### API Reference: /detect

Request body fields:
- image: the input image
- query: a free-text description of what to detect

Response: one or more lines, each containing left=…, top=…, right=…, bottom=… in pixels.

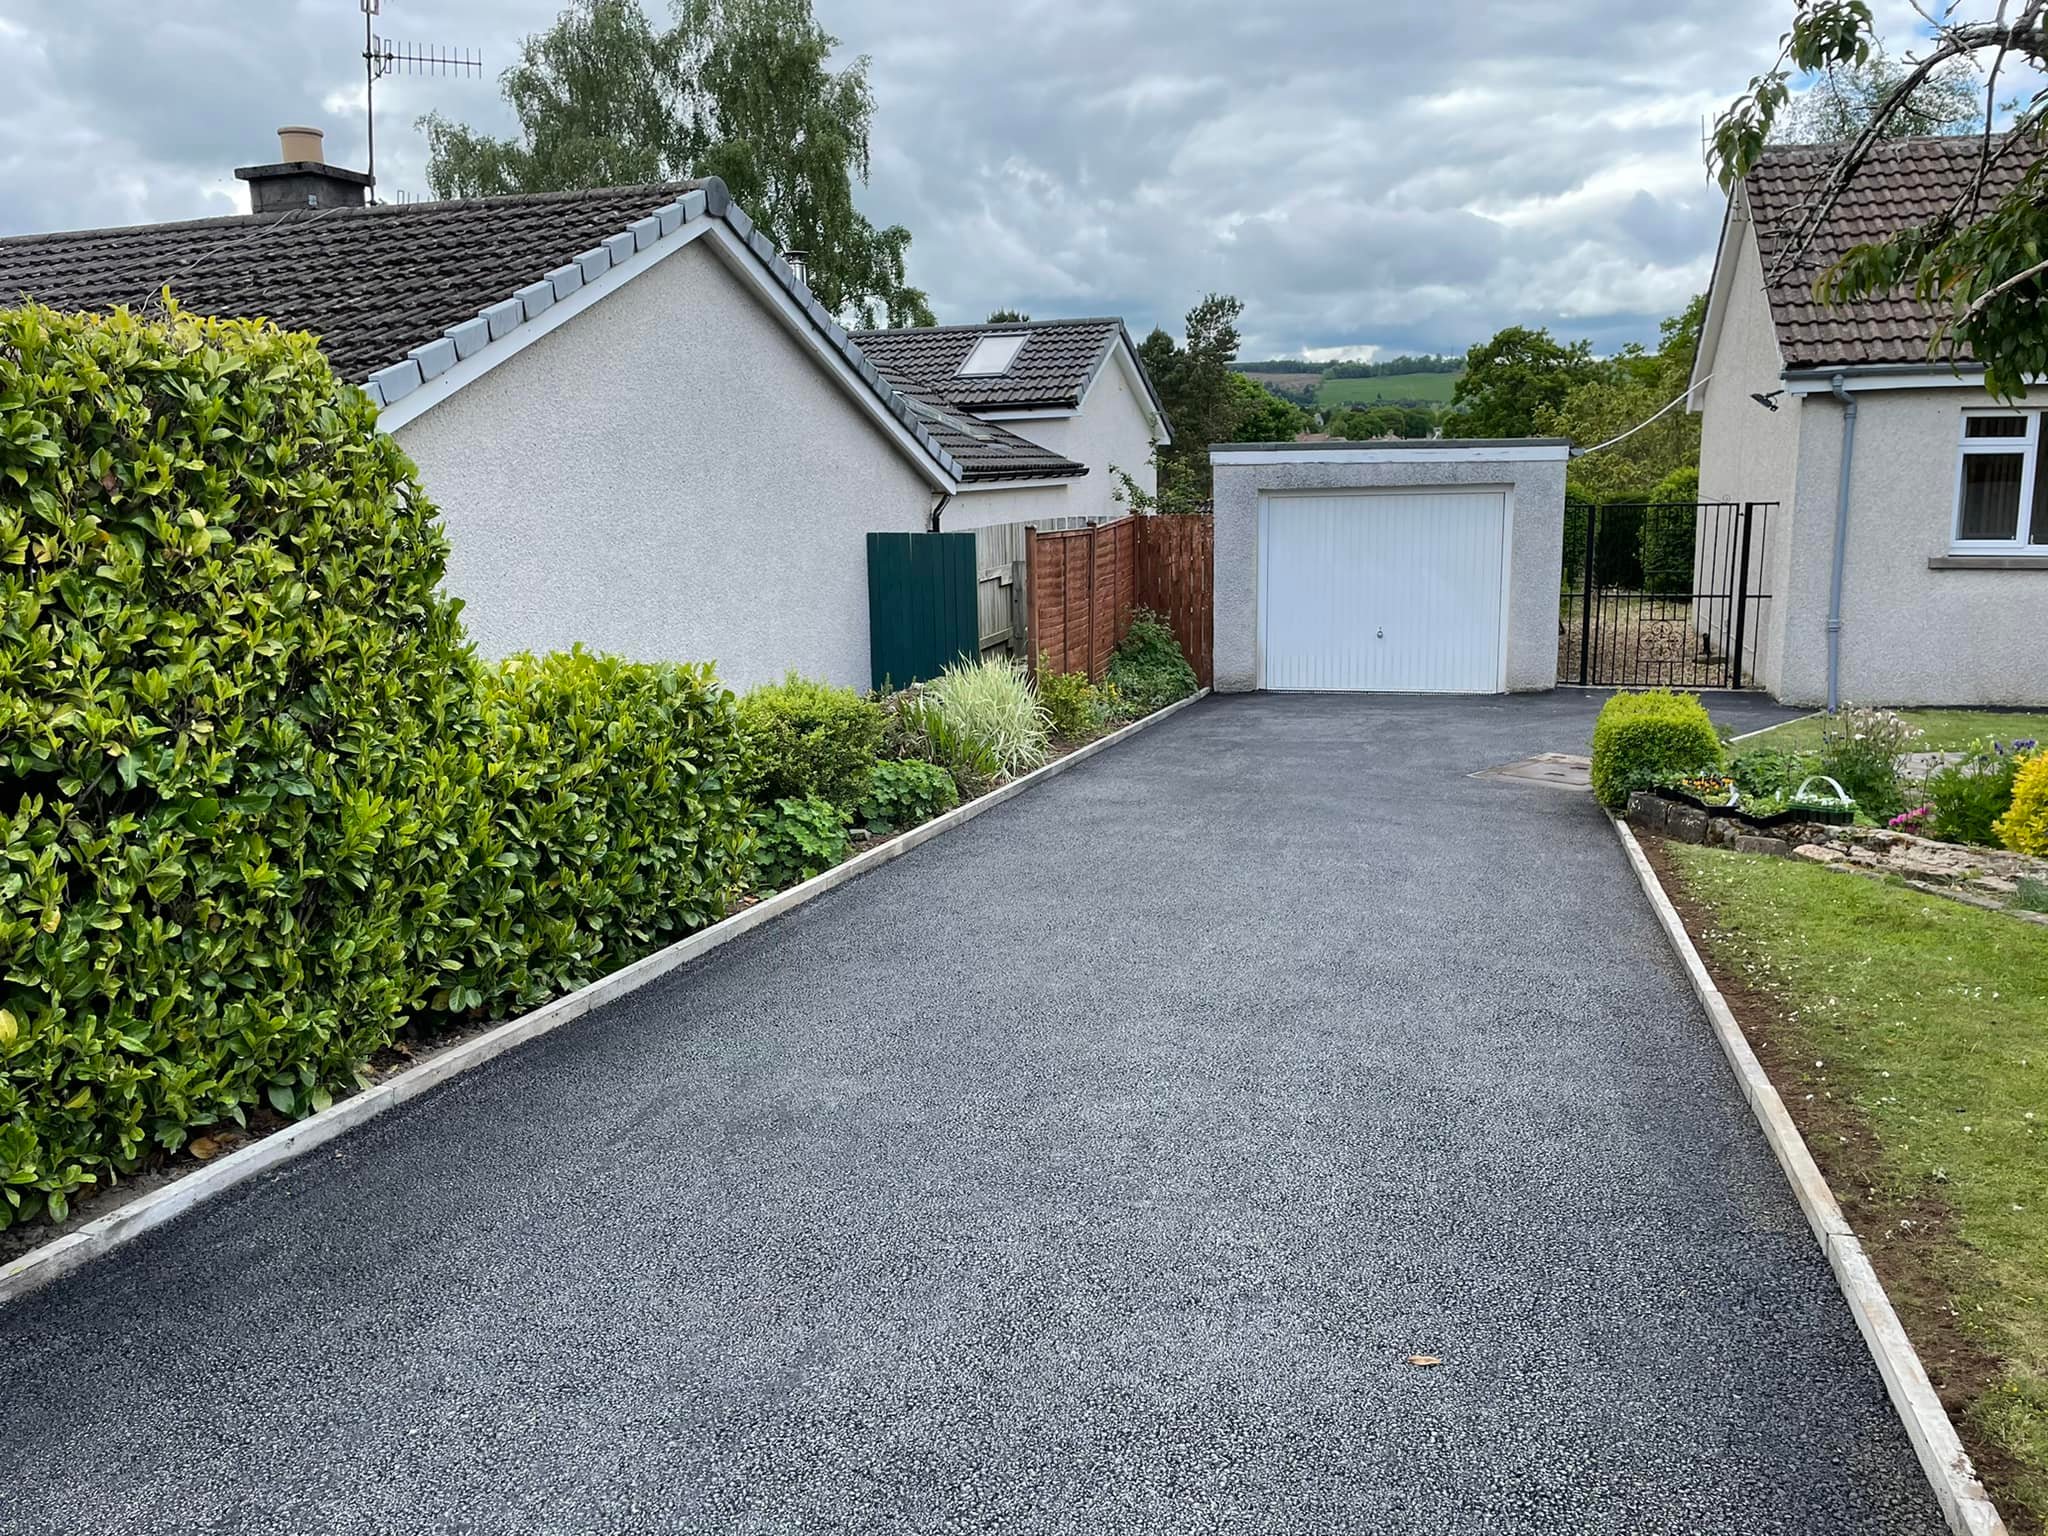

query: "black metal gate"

left=1559, top=500, right=1774, bottom=689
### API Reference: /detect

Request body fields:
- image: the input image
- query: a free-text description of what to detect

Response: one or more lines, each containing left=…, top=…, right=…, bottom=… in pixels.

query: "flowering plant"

left=1888, top=804, right=1934, bottom=834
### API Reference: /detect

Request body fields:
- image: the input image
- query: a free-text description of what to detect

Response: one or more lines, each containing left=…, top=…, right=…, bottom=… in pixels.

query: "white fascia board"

left=972, top=407, right=1078, bottom=421
left=1210, top=445, right=1570, bottom=465
left=1690, top=190, right=1747, bottom=411
left=695, top=222, right=958, bottom=493
left=1780, top=368, right=2014, bottom=394
left=952, top=477, right=1082, bottom=494
left=1104, top=334, right=1173, bottom=446
left=375, top=216, right=713, bottom=434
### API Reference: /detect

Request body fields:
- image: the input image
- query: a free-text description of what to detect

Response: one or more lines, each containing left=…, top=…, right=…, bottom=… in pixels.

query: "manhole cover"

left=1473, top=752, right=1592, bottom=790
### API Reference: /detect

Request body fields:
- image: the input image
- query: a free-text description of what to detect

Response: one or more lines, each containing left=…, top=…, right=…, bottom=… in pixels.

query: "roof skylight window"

left=957, top=334, right=1026, bottom=376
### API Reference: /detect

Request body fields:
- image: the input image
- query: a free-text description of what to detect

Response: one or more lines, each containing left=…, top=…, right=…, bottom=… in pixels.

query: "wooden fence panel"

left=1134, top=514, right=1214, bottom=687
left=1025, top=515, right=1211, bottom=686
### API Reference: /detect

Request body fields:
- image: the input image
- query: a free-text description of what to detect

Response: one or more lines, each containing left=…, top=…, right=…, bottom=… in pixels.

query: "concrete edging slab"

left=1610, top=813, right=2007, bottom=1536
left=0, top=689, right=1210, bottom=1308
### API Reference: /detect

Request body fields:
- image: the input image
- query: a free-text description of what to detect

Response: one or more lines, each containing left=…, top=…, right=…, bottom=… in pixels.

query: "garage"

left=1209, top=439, right=1570, bottom=695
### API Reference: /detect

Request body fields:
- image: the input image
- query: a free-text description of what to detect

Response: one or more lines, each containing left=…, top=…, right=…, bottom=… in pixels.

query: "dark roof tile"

left=0, top=184, right=697, bottom=380
left=849, top=317, right=1126, bottom=410
left=1745, top=134, right=2033, bottom=369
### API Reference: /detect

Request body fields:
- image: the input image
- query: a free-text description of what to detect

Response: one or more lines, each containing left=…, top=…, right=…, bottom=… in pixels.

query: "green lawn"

left=1736, top=708, right=2048, bottom=754
left=1669, top=843, right=2048, bottom=1527
left=1313, top=372, right=1461, bottom=407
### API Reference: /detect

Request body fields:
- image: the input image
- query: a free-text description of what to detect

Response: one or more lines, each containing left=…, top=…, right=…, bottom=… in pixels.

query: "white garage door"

left=1259, top=489, right=1507, bottom=692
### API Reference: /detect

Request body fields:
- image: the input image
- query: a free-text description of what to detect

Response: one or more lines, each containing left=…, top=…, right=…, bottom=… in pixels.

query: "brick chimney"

left=235, top=127, right=373, bottom=214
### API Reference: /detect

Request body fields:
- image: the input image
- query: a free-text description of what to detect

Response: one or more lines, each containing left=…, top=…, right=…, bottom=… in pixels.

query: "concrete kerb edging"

left=0, top=689, right=1211, bottom=1308
left=1610, top=813, right=2008, bottom=1536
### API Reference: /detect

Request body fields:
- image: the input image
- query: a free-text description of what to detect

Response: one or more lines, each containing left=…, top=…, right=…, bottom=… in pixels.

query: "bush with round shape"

left=860, top=758, right=959, bottom=833
left=1589, top=689, right=1724, bottom=809
left=736, top=673, right=883, bottom=813
left=748, top=795, right=850, bottom=891
left=1037, top=660, right=1105, bottom=740
left=1926, top=742, right=2023, bottom=847
left=1105, top=610, right=1198, bottom=714
left=1995, top=751, right=2048, bottom=855
left=1815, top=705, right=1916, bottom=822
left=0, top=302, right=475, bottom=1226
left=915, top=658, right=1048, bottom=778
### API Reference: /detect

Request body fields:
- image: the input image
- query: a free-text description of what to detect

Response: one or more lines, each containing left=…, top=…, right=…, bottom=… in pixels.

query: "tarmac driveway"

left=1, top=691, right=1943, bottom=1534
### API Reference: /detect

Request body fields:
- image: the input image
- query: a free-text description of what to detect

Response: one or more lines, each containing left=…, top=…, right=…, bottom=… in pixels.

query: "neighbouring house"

left=849, top=317, right=1170, bottom=528
left=1691, top=133, right=2048, bottom=708
left=0, top=128, right=1167, bottom=691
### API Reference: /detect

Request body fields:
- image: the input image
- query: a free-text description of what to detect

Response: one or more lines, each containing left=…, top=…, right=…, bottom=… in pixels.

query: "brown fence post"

left=1023, top=525, right=1038, bottom=678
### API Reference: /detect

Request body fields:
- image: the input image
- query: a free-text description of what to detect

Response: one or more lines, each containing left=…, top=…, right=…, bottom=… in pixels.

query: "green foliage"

left=1816, top=705, right=1917, bottom=821
left=859, top=758, right=958, bottom=833
left=1590, top=690, right=1724, bottom=809
left=1927, top=743, right=2025, bottom=846
left=1106, top=610, right=1198, bottom=714
left=0, top=303, right=751, bottom=1232
left=422, top=0, right=933, bottom=327
left=985, top=308, right=1030, bottom=323
left=1037, top=662, right=1108, bottom=739
left=1996, top=752, right=2048, bottom=856
left=1730, top=748, right=1804, bottom=799
left=914, top=658, right=1048, bottom=778
left=736, top=673, right=883, bottom=812
left=1227, top=371, right=1311, bottom=443
left=0, top=303, right=476, bottom=1227
left=445, top=649, right=751, bottom=1017
left=748, top=795, right=849, bottom=891
left=1772, top=41, right=1983, bottom=144
left=1549, top=297, right=1704, bottom=504
left=1442, top=325, right=1599, bottom=439
left=1710, top=3, right=2048, bottom=397
left=1139, top=293, right=1245, bottom=498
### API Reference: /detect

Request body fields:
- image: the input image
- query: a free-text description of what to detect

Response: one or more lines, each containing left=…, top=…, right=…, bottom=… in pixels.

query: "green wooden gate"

left=867, top=531, right=978, bottom=691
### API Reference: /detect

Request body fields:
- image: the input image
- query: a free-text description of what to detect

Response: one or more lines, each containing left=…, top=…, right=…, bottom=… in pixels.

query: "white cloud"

left=0, top=0, right=1969, bottom=359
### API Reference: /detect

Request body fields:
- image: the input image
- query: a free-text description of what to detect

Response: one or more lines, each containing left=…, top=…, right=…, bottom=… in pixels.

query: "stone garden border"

left=0, top=689, right=1210, bottom=1307
left=1611, top=813, right=2008, bottom=1536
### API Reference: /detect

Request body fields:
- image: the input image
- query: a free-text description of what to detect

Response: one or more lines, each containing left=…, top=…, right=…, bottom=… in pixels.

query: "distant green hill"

left=1236, top=366, right=1464, bottom=409
left=1314, top=372, right=1461, bottom=406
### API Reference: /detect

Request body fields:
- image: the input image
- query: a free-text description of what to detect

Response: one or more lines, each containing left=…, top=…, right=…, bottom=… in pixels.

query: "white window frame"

left=1952, top=408, right=2048, bottom=553
left=957, top=334, right=1027, bottom=376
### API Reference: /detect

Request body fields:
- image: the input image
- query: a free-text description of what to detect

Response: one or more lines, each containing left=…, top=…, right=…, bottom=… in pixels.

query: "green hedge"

left=0, top=304, right=749, bottom=1228
left=1590, top=689, right=1723, bottom=809
left=736, top=673, right=883, bottom=812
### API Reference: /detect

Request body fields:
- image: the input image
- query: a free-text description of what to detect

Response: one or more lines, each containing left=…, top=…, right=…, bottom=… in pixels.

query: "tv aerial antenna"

left=360, top=0, right=483, bottom=202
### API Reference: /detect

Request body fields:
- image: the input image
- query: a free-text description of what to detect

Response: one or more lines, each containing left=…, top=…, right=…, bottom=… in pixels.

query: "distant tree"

left=1227, top=372, right=1311, bottom=442
left=1771, top=41, right=1982, bottom=144
left=421, top=0, right=933, bottom=326
left=1138, top=293, right=1247, bottom=499
left=986, top=308, right=1031, bottom=323
left=1328, top=405, right=1406, bottom=439
left=1441, top=325, right=1599, bottom=439
left=1398, top=406, right=1436, bottom=438
left=1538, top=296, right=1704, bottom=502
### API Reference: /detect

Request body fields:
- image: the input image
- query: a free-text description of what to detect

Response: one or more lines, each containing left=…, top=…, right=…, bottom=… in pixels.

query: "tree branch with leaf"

left=1711, top=0, right=2048, bottom=395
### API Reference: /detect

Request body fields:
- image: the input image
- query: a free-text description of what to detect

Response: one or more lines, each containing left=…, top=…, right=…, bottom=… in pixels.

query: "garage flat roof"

left=1210, top=437, right=1571, bottom=464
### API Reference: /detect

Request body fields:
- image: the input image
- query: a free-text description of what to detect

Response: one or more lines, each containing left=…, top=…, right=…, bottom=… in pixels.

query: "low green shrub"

left=436, top=649, right=752, bottom=1018
left=861, top=758, right=959, bottom=832
left=1996, top=752, right=2048, bottom=855
left=1589, top=690, right=1723, bottom=809
left=1817, top=706, right=1916, bottom=821
left=1106, top=610, right=1197, bottom=713
left=916, top=658, right=1048, bottom=778
left=1730, top=748, right=1803, bottom=800
left=1927, top=743, right=2024, bottom=847
left=1038, top=660, right=1107, bottom=739
left=737, top=674, right=883, bottom=812
left=2014, top=876, right=2048, bottom=915
left=749, top=795, right=850, bottom=891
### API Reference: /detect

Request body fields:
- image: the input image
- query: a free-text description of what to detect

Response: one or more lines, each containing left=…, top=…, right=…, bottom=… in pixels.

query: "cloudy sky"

left=0, top=0, right=1966, bottom=358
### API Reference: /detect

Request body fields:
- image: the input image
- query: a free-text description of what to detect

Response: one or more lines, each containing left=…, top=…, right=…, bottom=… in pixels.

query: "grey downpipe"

left=1825, top=374, right=1857, bottom=714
